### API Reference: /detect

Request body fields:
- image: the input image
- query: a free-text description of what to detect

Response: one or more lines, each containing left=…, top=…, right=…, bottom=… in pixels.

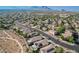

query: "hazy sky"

left=49, top=6, right=79, bottom=12
left=0, top=6, right=79, bottom=12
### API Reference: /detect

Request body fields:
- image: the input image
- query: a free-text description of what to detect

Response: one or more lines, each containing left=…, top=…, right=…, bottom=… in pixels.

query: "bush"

left=14, top=28, right=24, bottom=36
left=56, top=25, right=65, bottom=34
left=17, top=30, right=23, bottom=36
left=59, top=34, right=64, bottom=40
left=54, top=47, right=64, bottom=53
left=23, top=33, right=28, bottom=38
left=66, top=36, right=75, bottom=43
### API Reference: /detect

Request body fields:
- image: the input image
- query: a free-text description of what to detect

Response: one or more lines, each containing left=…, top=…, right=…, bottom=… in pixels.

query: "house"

left=64, top=23, right=69, bottom=29
left=27, top=36, right=42, bottom=45
left=39, top=44, right=55, bottom=53
left=48, top=30, right=57, bottom=36
left=34, top=39, right=49, bottom=48
left=45, top=18, right=52, bottom=24
left=74, top=23, right=79, bottom=28
left=58, top=19, right=62, bottom=25
left=48, top=25, right=59, bottom=36
left=62, top=30, right=72, bottom=39
left=27, top=32, right=39, bottom=38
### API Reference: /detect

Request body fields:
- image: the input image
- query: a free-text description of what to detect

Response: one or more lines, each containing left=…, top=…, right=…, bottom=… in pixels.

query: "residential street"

left=29, top=27, right=79, bottom=52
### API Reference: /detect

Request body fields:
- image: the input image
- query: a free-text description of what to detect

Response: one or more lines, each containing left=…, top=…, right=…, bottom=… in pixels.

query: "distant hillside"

left=0, top=6, right=53, bottom=12
left=28, top=6, right=52, bottom=11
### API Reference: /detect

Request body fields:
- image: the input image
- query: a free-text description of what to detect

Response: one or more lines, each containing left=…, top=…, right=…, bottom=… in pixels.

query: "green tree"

left=56, top=25, right=65, bottom=34
left=66, top=36, right=75, bottom=43
left=54, top=47, right=64, bottom=53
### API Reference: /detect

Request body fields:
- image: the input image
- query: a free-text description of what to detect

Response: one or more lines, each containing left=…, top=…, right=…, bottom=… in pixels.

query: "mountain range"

left=0, top=6, right=56, bottom=11
left=0, top=6, right=78, bottom=12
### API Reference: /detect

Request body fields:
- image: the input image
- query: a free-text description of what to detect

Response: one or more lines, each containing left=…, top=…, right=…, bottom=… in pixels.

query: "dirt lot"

left=0, top=30, right=29, bottom=53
